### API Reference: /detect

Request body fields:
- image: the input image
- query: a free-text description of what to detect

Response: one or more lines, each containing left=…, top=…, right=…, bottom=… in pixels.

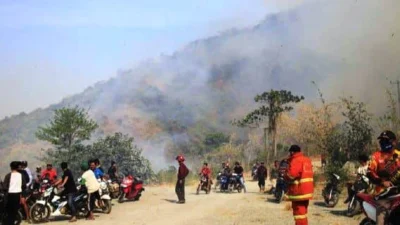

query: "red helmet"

left=176, top=155, right=185, bottom=162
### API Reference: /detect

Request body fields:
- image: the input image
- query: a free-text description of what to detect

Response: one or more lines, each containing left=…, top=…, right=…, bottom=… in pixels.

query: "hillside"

left=0, top=0, right=399, bottom=172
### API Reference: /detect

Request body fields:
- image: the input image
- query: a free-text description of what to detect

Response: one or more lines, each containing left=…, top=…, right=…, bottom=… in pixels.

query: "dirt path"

left=37, top=180, right=362, bottom=225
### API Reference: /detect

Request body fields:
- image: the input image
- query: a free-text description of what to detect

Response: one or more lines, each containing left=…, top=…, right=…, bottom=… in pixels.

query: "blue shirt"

left=93, top=168, right=104, bottom=179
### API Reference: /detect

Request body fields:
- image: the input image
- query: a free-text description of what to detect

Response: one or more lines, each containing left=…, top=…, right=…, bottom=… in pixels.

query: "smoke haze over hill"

left=0, top=0, right=399, bottom=171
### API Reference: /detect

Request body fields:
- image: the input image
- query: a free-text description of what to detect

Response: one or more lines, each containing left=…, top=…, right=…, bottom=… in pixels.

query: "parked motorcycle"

left=29, top=186, right=89, bottom=223
left=91, top=179, right=112, bottom=214
left=219, top=173, right=229, bottom=192
left=274, top=173, right=287, bottom=203
left=118, top=175, right=144, bottom=203
left=251, top=168, right=258, bottom=181
left=196, top=175, right=211, bottom=195
left=358, top=186, right=400, bottom=225
left=106, top=179, right=121, bottom=199
left=347, top=174, right=371, bottom=217
left=229, top=173, right=243, bottom=193
left=322, top=173, right=341, bottom=207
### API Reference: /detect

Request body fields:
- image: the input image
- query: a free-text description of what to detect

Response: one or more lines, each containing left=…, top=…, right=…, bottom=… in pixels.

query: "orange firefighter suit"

left=285, top=152, right=314, bottom=225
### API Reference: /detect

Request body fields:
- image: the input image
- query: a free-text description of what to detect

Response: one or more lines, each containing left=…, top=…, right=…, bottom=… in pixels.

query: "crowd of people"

left=0, top=159, right=119, bottom=225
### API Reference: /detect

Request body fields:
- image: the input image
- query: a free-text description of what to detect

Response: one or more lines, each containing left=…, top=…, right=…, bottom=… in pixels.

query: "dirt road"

left=42, top=181, right=362, bottom=225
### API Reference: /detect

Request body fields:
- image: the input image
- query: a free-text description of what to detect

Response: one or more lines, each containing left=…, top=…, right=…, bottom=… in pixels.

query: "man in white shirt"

left=80, top=162, right=100, bottom=220
left=4, top=161, right=26, bottom=225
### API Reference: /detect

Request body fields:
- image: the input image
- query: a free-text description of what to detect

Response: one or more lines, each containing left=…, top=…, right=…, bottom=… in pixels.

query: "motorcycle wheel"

left=30, top=204, right=50, bottom=224
left=196, top=185, right=200, bottom=195
left=359, top=218, right=376, bottom=225
left=276, top=190, right=284, bottom=203
left=324, top=191, right=339, bottom=208
left=118, top=194, right=125, bottom=203
left=76, top=203, right=89, bottom=219
left=347, top=198, right=361, bottom=217
left=15, top=211, right=22, bottom=225
left=134, top=194, right=141, bottom=201
left=101, top=199, right=112, bottom=214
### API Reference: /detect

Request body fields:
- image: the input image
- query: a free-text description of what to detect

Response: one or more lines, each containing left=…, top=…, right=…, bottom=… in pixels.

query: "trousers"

left=5, top=193, right=21, bottom=225
left=175, top=179, right=185, bottom=201
left=292, top=200, right=309, bottom=225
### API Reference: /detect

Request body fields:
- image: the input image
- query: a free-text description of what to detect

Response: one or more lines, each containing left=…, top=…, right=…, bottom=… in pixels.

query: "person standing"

left=18, top=161, right=31, bottom=222
left=81, top=162, right=100, bottom=220
left=175, top=155, right=189, bottom=204
left=256, top=162, right=268, bottom=192
left=285, top=145, right=314, bottom=225
left=53, top=162, right=77, bottom=222
left=3, top=161, right=26, bottom=225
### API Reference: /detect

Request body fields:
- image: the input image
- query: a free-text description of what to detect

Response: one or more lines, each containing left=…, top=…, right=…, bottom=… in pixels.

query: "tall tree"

left=36, top=106, right=98, bottom=150
left=232, top=90, right=304, bottom=164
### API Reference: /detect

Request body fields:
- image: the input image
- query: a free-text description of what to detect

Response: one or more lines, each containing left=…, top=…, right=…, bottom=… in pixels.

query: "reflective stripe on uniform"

left=294, top=215, right=307, bottom=220
left=291, top=178, right=313, bottom=184
left=287, top=193, right=313, bottom=200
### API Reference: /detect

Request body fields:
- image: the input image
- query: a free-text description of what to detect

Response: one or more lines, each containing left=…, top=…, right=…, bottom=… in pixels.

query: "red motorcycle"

left=118, top=175, right=145, bottom=203
left=358, top=186, right=400, bottom=225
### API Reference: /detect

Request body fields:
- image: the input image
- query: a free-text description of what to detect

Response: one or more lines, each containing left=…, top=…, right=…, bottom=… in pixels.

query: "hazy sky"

left=0, top=0, right=307, bottom=119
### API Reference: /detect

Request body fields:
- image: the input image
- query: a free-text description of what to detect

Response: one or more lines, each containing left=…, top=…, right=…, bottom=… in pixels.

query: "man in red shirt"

left=176, top=155, right=189, bottom=204
left=41, top=164, right=57, bottom=183
left=199, top=162, right=212, bottom=190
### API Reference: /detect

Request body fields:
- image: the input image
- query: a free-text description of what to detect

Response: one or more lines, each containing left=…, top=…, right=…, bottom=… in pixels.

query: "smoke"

left=59, top=0, right=400, bottom=170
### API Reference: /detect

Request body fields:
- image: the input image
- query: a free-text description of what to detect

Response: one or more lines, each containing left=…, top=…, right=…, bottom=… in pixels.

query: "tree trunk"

left=264, top=127, right=269, bottom=165
left=272, top=128, right=277, bottom=158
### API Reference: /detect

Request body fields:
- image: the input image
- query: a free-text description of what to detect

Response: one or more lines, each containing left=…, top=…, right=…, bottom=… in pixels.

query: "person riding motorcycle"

left=233, top=161, right=246, bottom=193
left=344, top=154, right=370, bottom=204
left=199, top=162, right=212, bottom=190
left=367, top=130, right=400, bottom=225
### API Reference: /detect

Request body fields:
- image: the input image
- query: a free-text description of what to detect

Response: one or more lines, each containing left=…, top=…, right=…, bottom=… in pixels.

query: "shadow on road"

left=329, top=210, right=349, bottom=217
left=313, top=201, right=327, bottom=207
left=162, top=199, right=178, bottom=203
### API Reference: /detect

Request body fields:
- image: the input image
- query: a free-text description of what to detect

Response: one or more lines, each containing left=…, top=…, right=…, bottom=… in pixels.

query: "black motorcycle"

left=347, top=174, right=370, bottom=217
left=229, top=174, right=243, bottom=193
left=274, top=173, right=287, bottom=203
left=322, top=173, right=341, bottom=207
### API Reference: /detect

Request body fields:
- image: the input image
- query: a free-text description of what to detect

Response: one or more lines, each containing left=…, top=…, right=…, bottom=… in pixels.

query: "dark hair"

left=203, top=162, right=208, bottom=166
left=60, top=162, right=68, bottom=170
left=289, top=145, right=301, bottom=152
left=358, top=154, right=369, bottom=163
left=111, top=161, right=116, bottom=165
left=46, top=163, right=52, bottom=167
left=10, top=161, right=19, bottom=170
left=21, top=161, right=28, bottom=167
left=94, top=159, right=100, bottom=165
left=235, top=161, right=239, bottom=165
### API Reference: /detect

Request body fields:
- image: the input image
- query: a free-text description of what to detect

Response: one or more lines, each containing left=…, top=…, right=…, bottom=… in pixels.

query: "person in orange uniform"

left=367, top=130, right=400, bottom=225
left=285, top=145, right=314, bottom=225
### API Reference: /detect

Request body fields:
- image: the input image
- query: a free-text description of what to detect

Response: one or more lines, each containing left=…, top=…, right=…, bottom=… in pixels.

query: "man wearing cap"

left=285, top=145, right=314, bottom=225
left=367, top=130, right=400, bottom=225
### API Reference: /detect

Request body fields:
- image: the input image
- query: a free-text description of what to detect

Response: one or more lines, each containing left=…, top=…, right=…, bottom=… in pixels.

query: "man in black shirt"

left=108, top=161, right=118, bottom=182
left=257, top=162, right=268, bottom=192
left=233, top=161, right=246, bottom=193
left=18, top=161, right=30, bottom=222
left=54, top=162, right=77, bottom=222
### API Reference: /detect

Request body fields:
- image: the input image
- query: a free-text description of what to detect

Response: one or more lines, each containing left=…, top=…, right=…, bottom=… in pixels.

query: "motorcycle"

left=0, top=191, right=23, bottom=225
left=347, top=174, right=371, bottom=217
left=358, top=186, right=400, bottom=225
left=252, top=168, right=258, bottom=181
left=219, top=173, right=229, bottom=192
left=229, top=173, right=243, bottom=193
left=118, top=175, right=144, bottom=203
left=322, top=173, right=341, bottom=207
left=90, top=179, right=112, bottom=214
left=196, top=175, right=211, bottom=195
left=29, top=186, right=89, bottom=223
left=106, top=179, right=121, bottom=199
left=274, top=173, right=287, bottom=203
